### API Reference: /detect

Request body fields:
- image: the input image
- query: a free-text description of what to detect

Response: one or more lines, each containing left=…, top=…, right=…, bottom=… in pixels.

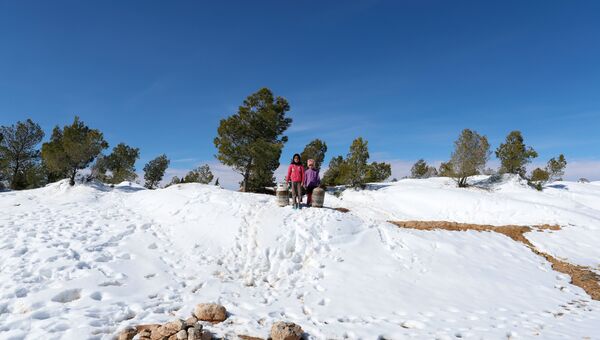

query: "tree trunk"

left=10, top=159, right=20, bottom=190
left=70, top=168, right=77, bottom=186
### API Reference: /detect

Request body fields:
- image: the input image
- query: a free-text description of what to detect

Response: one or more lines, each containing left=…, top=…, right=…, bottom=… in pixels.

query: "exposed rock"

left=270, top=321, right=303, bottom=340
left=193, top=303, right=227, bottom=322
left=238, top=335, right=264, bottom=340
left=176, top=329, right=188, bottom=340
left=184, top=316, right=199, bottom=328
left=159, top=319, right=185, bottom=336
left=117, top=327, right=137, bottom=340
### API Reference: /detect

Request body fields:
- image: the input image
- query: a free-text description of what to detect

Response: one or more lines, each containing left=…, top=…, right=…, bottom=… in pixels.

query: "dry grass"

left=389, top=220, right=600, bottom=301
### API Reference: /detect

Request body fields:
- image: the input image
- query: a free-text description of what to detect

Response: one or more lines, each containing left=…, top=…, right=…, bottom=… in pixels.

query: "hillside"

left=0, top=176, right=599, bottom=339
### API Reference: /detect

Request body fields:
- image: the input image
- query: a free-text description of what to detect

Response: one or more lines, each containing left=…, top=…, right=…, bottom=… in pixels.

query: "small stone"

left=117, top=327, right=137, bottom=340
left=184, top=316, right=199, bottom=328
left=176, top=329, right=188, bottom=340
left=160, top=319, right=185, bottom=336
left=270, top=321, right=303, bottom=340
left=201, top=330, right=213, bottom=340
left=193, top=303, right=227, bottom=322
left=188, top=327, right=203, bottom=340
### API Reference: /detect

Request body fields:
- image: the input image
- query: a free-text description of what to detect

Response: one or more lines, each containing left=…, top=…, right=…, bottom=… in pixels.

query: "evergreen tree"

left=495, top=131, right=537, bottom=176
left=530, top=168, right=550, bottom=191
left=365, top=162, right=392, bottom=182
left=41, top=117, right=108, bottom=186
left=214, top=88, right=292, bottom=192
left=346, top=137, right=370, bottom=188
left=322, top=155, right=346, bottom=186
left=300, top=139, right=328, bottom=169
left=425, top=166, right=438, bottom=178
left=143, top=154, right=169, bottom=189
left=546, top=154, right=567, bottom=181
left=438, top=161, right=454, bottom=177
left=0, top=119, right=45, bottom=189
left=410, top=159, right=429, bottom=178
left=449, top=129, right=490, bottom=187
left=184, top=164, right=214, bottom=184
left=166, top=176, right=181, bottom=187
left=0, top=132, right=5, bottom=188
left=105, top=143, right=140, bottom=184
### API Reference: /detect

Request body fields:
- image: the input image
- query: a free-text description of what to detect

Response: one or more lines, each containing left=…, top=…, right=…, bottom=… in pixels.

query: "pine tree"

left=0, top=119, right=45, bottom=189
left=184, top=164, right=214, bottom=184
left=495, top=131, right=537, bottom=177
left=546, top=154, right=567, bottom=181
left=214, top=88, right=292, bottom=192
left=143, top=154, right=169, bottom=189
left=41, top=117, right=108, bottom=186
left=410, top=159, right=429, bottom=178
left=322, top=156, right=346, bottom=186
left=530, top=168, right=550, bottom=191
left=346, top=137, right=370, bottom=188
left=105, top=143, right=140, bottom=184
left=365, top=162, right=392, bottom=182
left=300, top=139, right=328, bottom=169
left=449, top=129, right=490, bottom=187
left=438, top=161, right=454, bottom=177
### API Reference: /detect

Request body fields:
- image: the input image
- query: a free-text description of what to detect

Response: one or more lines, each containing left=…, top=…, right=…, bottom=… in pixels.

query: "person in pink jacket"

left=286, top=153, right=305, bottom=209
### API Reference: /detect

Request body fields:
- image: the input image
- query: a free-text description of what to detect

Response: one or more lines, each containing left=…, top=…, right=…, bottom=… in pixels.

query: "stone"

left=188, top=326, right=204, bottom=340
left=184, top=316, right=199, bottom=328
left=176, top=329, right=188, bottom=340
left=159, top=319, right=185, bottom=336
left=201, top=330, right=213, bottom=340
left=117, top=327, right=137, bottom=340
left=270, top=321, right=303, bottom=340
left=193, top=303, right=227, bottom=322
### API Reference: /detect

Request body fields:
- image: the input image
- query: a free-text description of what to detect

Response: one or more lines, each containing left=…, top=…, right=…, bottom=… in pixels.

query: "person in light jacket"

left=286, top=153, right=305, bottom=209
left=303, top=159, right=321, bottom=207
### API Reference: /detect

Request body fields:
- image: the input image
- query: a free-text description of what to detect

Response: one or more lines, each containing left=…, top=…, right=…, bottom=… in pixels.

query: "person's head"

left=307, top=159, right=315, bottom=168
left=292, top=153, right=301, bottom=165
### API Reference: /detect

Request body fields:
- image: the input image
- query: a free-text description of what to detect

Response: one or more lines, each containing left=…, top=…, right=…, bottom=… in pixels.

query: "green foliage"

left=410, top=159, right=436, bottom=178
left=449, top=129, right=490, bottom=187
left=143, top=154, right=169, bottom=189
left=495, top=131, right=537, bottom=177
left=365, top=162, right=392, bottom=183
left=438, top=161, right=454, bottom=177
left=321, top=138, right=391, bottom=187
left=546, top=154, right=567, bottom=181
left=530, top=167, right=550, bottom=191
left=322, top=156, right=346, bottom=186
left=300, top=139, right=327, bottom=169
left=165, top=176, right=181, bottom=187
left=214, top=88, right=292, bottom=192
left=410, top=159, right=428, bottom=178
left=184, top=164, right=214, bottom=184
left=346, top=137, right=370, bottom=187
left=0, top=119, right=45, bottom=189
left=41, top=117, right=108, bottom=186
left=100, top=143, right=140, bottom=184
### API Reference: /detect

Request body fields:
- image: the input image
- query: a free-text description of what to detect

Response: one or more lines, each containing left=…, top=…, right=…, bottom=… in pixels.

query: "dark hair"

left=291, top=153, right=301, bottom=165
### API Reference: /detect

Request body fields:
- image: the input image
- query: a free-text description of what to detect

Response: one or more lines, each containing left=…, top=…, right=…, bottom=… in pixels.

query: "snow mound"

left=1, top=178, right=599, bottom=339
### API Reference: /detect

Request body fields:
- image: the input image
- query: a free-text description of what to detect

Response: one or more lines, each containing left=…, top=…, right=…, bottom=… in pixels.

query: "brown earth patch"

left=389, top=220, right=600, bottom=301
left=334, top=207, right=350, bottom=213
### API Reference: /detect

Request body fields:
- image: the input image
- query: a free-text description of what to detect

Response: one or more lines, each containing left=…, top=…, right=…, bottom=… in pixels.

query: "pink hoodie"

left=286, top=164, right=305, bottom=183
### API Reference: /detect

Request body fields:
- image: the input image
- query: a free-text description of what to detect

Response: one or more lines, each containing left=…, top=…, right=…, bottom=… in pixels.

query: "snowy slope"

left=0, top=177, right=599, bottom=339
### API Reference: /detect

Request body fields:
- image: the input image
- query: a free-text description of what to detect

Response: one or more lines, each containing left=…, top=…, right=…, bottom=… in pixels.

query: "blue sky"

left=1, top=0, right=599, bottom=186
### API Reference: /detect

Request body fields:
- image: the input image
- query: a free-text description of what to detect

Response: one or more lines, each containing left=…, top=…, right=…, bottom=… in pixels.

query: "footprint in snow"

left=51, top=289, right=82, bottom=303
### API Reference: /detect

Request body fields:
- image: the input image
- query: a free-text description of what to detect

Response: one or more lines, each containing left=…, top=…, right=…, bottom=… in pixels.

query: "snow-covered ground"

left=1, top=176, right=599, bottom=339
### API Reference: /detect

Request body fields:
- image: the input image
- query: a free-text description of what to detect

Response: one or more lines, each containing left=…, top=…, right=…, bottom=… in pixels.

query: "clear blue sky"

left=1, top=0, right=599, bottom=185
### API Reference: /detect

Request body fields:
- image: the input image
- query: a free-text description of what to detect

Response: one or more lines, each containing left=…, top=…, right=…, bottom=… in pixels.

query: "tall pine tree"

left=41, top=117, right=108, bottom=186
left=214, top=88, right=292, bottom=192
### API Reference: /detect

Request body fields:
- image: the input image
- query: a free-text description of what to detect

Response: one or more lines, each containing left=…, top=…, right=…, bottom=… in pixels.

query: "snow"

left=1, top=177, right=599, bottom=339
